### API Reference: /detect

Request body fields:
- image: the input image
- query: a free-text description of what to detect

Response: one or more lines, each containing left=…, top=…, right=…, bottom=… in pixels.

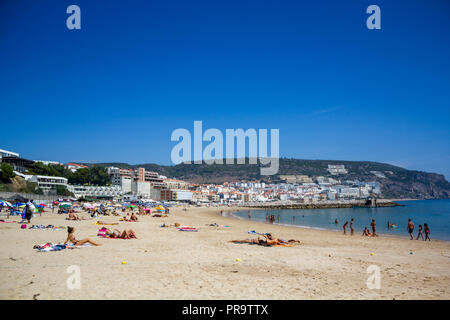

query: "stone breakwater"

left=244, top=200, right=403, bottom=210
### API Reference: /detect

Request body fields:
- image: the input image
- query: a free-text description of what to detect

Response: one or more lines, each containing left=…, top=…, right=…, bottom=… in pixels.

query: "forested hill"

left=96, top=159, right=450, bottom=200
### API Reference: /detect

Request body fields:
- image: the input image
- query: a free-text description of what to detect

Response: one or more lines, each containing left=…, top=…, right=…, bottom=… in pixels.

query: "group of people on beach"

left=406, top=219, right=431, bottom=241
left=264, top=212, right=280, bottom=224
left=337, top=217, right=431, bottom=240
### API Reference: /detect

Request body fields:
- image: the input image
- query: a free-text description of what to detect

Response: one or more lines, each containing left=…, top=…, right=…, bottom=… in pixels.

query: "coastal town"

left=1, top=148, right=381, bottom=205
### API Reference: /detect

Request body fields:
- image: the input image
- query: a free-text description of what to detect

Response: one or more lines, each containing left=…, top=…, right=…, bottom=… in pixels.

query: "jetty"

left=244, top=199, right=404, bottom=210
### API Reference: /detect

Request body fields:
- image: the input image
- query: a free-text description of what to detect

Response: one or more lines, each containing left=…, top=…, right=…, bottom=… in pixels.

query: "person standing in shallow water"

left=350, top=218, right=354, bottom=235
left=424, top=223, right=431, bottom=241
left=248, top=211, right=251, bottom=220
left=416, top=225, right=424, bottom=240
left=407, top=219, right=415, bottom=240
left=371, top=219, right=377, bottom=237
left=343, top=221, right=348, bottom=235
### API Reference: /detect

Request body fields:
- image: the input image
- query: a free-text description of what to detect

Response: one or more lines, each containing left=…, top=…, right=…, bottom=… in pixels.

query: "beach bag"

left=21, top=224, right=27, bottom=229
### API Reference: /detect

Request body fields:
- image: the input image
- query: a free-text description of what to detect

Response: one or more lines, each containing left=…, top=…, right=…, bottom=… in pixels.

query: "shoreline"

left=224, top=209, right=450, bottom=243
left=243, top=199, right=403, bottom=210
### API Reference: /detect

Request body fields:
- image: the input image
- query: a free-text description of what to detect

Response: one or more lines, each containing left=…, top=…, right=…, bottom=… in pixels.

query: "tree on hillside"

left=0, top=163, right=16, bottom=183
left=55, top=185, right=74, bottom=196
left=89, top=166, right=110, bottom=185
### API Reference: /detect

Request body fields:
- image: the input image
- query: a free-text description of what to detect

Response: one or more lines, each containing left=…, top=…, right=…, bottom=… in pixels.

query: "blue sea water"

left=233, top=199, right=450, bottom=241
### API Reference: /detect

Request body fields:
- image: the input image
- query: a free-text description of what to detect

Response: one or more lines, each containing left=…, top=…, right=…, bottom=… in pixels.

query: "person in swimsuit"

left=68, top=212, right=82, bottom=220
left=263, top=233, right=300, bottom=246
left=407, top=219, right=414, bottom=240
left=362, top=227, right=371, bottom=236
left=424, top=223, right=431, bottom=241
left=371, top=219, right=377, bottom=237
left=105, top=228, right=137, bottom=239
left=416, top=225, right=424, bottom=240
left=350, top=218, right=354, bottom=235
left=64, top=227, right=101, bottom=246
left=343, top=221, right=348, bottom=235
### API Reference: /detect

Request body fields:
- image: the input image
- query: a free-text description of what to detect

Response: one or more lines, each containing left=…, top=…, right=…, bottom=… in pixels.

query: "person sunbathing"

left=121, top=213, right=138, bottom=222
left=67, top=212, right=80, bottom=220
left=264, top=233, right=300, bottom=245
left=67, top=212, right=88, bottom=220
left=231, top=234, right=300, bottom=246
left=64, top=227, right=101, bottom=246
left=231, top=238, right=266, bottom=245
left=105, top=228, right=137, bottom=239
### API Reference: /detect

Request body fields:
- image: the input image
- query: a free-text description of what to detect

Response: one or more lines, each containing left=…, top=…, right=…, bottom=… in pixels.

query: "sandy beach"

left=1, top=206, right=449, bottom=300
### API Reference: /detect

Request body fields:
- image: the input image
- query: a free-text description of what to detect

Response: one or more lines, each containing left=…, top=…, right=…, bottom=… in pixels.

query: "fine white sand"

left=1, top=206, right=449, bottom=300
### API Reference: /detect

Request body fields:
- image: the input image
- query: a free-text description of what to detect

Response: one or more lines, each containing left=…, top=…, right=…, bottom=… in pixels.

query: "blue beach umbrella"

left=13, top=202, right=25, bottom=207
left=0, top=200, right=12, bottom=207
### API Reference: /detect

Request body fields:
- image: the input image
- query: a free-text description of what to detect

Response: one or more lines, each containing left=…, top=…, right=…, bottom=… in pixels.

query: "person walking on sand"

left=416, top=224, right=424, bottom=240
left=407, top=219, right=415, bottom=240
left=22, top=200, right=35, bottom=224
left=343, top=221, right=348, bottom=235
left=371, top=219, right=377, bottom=237
left=424, top=223, right=431, bottom=241
left=350, top=218, right=354, bottom=235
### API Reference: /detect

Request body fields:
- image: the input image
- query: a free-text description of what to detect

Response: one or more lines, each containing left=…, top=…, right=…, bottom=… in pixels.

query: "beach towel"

left=34, top=242, right=91, bottom=252
left=34, top=243, right=67, bottom=252
left=97, top=227, right=107, bottom=237
left=177, top=226, right=198, bottom=232
left=0, top=220, right=17, bottom=223
left=207, top=223, right=230, bottom=228
left=230, top=240, right=295, bottom=247
left=247, top=230, right=268, bottom=236
left=29, top=224, right=66, bottom=230
left=94, top=221, right=118, bottom=226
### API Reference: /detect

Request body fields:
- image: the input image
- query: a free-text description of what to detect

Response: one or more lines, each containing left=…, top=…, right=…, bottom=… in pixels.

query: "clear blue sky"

left=1, top=0, right=449, bottom=179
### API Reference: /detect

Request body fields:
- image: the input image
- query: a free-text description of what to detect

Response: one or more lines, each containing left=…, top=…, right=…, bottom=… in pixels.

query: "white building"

left=171, top=189, right=193, bottom=201
left=34, top=160, right=62, bottom=166
left=67, top=185, right=123, bottom=199
left=327, top=164, right=348, bottom=175
left=66, top=163, right=89, bottom=172
left=25, top=175, right=68, bottom=193
left=0, top=148, right=19, bottom=159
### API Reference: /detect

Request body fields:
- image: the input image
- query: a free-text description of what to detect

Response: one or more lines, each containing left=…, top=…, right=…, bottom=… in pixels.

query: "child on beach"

left=362, top=227, right=371, bottom=236
left=343, top=221, right=348, bottom=235
left=424, top=224, right=431, bottom=241
left=416, top=225, right=424, bottom=240
left=65, top=227, right=101, bottom=246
